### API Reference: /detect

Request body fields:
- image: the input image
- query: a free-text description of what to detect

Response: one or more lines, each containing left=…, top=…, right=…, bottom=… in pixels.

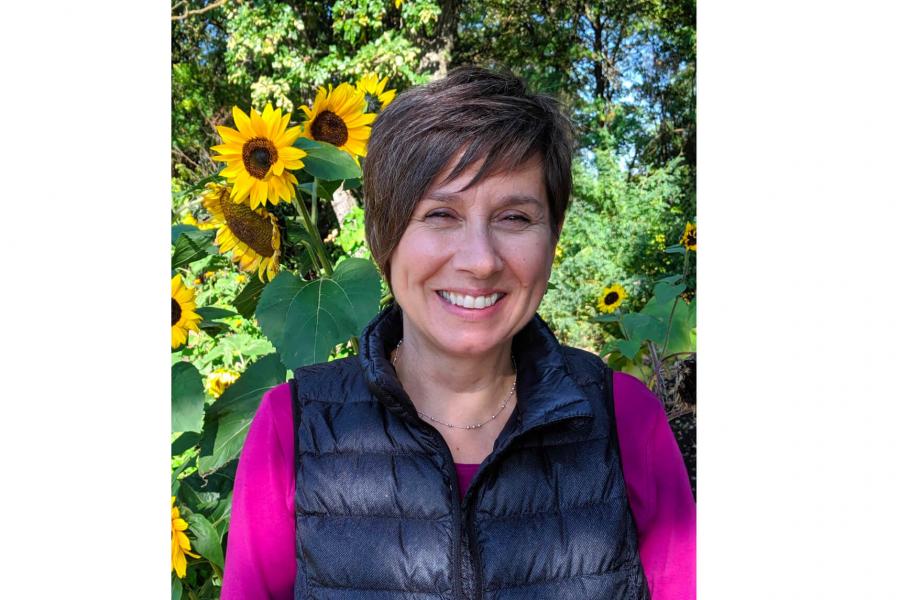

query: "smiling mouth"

left=437, top=290, right=506, bottom=310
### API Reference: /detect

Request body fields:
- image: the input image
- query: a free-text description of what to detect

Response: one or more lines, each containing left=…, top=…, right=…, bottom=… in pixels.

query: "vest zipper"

left=426, top=427, right=465, bottom=600
left=465, top=505, right=483, bottom=600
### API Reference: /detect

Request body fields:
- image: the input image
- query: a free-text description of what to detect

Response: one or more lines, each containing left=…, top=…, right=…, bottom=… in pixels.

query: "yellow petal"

left=232, top=106, right=254, bottom=138
left=216, top=125, right=245, bottom=144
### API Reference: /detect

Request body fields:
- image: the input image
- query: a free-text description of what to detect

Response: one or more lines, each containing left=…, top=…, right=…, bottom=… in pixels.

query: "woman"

left=222, top=67, right=695, bottom=599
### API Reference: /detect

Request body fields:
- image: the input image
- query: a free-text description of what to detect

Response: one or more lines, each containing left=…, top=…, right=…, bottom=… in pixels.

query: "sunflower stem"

left=661, top=248, right=691, bottom=356
left=292, top=195, right=333, bottom=277
left=646, top=341, right=669, bottom=407
left=311, top=177, right=319, bottom=226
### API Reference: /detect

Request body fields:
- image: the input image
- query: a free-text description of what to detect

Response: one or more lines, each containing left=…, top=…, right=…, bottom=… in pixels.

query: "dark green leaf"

left=172, top=431, right=200, bottom=456
left=185, top=513, right=224, bottom=569
left=197, top=354, right=286, bottom=474
left=198, top=320, right=230, bottom=337
left=342, top=178, right=361, bottom=191
left=294, top=138, right=362, bottom=181
left=651, top=281, right=687, bottom=305
left=171, top=574, right=182, bottom=600
left=172, top=363, right=205, bottom=434
left=621, top=313, right=667, bottom=345
left=197, top=307, right=238, bottom=321
left=256, top=258, right=381, bottom=367
left=298, top=178, right=342, bottom=199
left=234, top=276, right=267, bottom=320
left=655, top=274, right=684, bottom=285
left=171, top=224, right=198, bottom=246
left=172, top=230, right=216, bottom=269
left=664, top=244, right=687, bottom=255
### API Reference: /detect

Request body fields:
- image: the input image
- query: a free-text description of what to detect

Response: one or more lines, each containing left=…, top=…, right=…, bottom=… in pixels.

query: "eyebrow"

left=421, top=191, right=545, bottom=210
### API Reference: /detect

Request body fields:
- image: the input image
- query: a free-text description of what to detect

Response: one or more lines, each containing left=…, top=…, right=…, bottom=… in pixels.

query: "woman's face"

left=389, top=155, right=558, bottom=358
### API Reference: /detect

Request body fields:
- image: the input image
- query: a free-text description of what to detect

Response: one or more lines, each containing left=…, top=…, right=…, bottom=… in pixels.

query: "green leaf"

left=664, top=244, right=687, bottom=254
left=172, top=431, right=200, bottom=456
left=172, top=363, right=205, bottom=434
left=256, top=258, right=381, bottom=367
left=655, top=274, right=684, bottom=285
left=592, top=314, right=620, bottom=323
left=196, top=307, right=238, bottom=321
left=642, top=296, right=695, bottom=355
left=298, top=177, right=343, bottom=199
left=171, top=574, right=182, bottom=600
left=198, top=320, right=230, bottom=337
left=171, top=224, right=198, bottom=246
left=197, top=353, right=286, bottom=474
left=234, top=276, right=267, bottom=319
left=294, top=138, right=362, bottom=181
left=652, top=281, right=687, bottom=305
left=172, top=230, right=216, bottom=269
left=621, top=313, right=667, bottom=345
left=613, top=338, right=643, bottom=360
left=185, top=513, right=224, bottom=569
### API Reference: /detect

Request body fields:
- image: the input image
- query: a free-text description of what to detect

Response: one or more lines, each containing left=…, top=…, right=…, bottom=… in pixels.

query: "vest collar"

left=358, top=303, right=595, bottom=437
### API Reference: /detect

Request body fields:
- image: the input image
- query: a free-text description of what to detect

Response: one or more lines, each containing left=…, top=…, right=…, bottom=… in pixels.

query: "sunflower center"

left=220, top=199, right=276, bottom=257
left=310, top=110, right=349, bottom=147
left=686, top=231, right=696, bottom=246
left=241, top=138, right=277, bottom=179
left=172, top=298, right=182, bottom=326
left=604, top=292, right=619, bottom=306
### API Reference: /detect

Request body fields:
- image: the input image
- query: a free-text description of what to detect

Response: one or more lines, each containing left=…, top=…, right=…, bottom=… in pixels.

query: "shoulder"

left=611, top=371, right=666, bottom=440
left=558, top=345, right=611, bottom=386
left=291, top=356, right=369, bottom=404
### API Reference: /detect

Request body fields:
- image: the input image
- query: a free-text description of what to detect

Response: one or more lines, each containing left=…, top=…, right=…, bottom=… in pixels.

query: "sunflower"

left=206, top=368, right=240, bottom=398
left=680, top=222, right=696, bottom=251
left=211, top=103, right=307, bottom=209
left=597, top=283, right=627, bottom=314
left=172, top=275, right=202, bottom=349
left=356, top=72, right=396, bottom=111
left=202, top=183, right=281, bottom=282
left=300, top=83, right=376, bottom=162
left=172, top=497, right=199, bottom=579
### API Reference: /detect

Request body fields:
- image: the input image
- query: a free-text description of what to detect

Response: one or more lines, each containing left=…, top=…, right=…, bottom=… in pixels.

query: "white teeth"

left=439, top=291, right=502, bottom=309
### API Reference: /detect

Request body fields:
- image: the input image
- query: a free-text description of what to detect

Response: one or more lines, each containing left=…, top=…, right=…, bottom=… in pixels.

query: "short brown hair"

left=363, top=66, right=575, bottom=282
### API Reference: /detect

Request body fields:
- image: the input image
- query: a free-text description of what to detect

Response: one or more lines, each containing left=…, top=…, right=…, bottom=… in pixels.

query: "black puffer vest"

left=291, top=305, right=649, bottom=599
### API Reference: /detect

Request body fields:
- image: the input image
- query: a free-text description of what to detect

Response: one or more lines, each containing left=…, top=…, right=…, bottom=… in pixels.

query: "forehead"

left=422, top=154, right=547, bottom=205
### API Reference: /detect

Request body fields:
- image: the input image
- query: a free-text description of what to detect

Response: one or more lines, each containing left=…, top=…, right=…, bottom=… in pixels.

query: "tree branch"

left=172, top=0, right=228, bottom=21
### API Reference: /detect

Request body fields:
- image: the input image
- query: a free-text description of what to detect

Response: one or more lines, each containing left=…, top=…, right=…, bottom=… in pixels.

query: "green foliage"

left=197, top=353, right=288, bottom=475
left=294, top=138, right=363, bottom=181
left=172, top=363, right=205, bottom=434
left=256, top=258, right=381, bottom=367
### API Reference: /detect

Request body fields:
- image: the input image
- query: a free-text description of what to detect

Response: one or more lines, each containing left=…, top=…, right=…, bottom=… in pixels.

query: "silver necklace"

left=391, top=338, right=517, bottom=430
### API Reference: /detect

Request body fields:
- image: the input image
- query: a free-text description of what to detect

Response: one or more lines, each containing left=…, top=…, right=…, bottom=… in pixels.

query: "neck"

left=392, top=317, right=517, bottom=426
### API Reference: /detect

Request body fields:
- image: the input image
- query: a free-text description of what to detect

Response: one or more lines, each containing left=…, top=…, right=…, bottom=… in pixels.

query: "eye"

left=500, top=213, right=532, bottom=224
left=425, top=210, right=455, bottom=220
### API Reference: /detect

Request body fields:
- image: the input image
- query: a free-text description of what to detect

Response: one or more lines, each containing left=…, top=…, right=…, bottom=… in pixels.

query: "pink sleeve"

left=613, top=371, right=696, bottom=600
left=221, top=382, right=296, bottom=600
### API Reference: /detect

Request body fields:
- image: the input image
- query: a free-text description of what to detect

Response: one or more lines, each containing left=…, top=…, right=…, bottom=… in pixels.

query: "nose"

left=451, top=222, right=504, bottom=278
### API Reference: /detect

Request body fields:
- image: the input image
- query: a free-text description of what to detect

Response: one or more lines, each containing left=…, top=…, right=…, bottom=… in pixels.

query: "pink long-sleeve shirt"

left=222, top=372, right=696, bottom=599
